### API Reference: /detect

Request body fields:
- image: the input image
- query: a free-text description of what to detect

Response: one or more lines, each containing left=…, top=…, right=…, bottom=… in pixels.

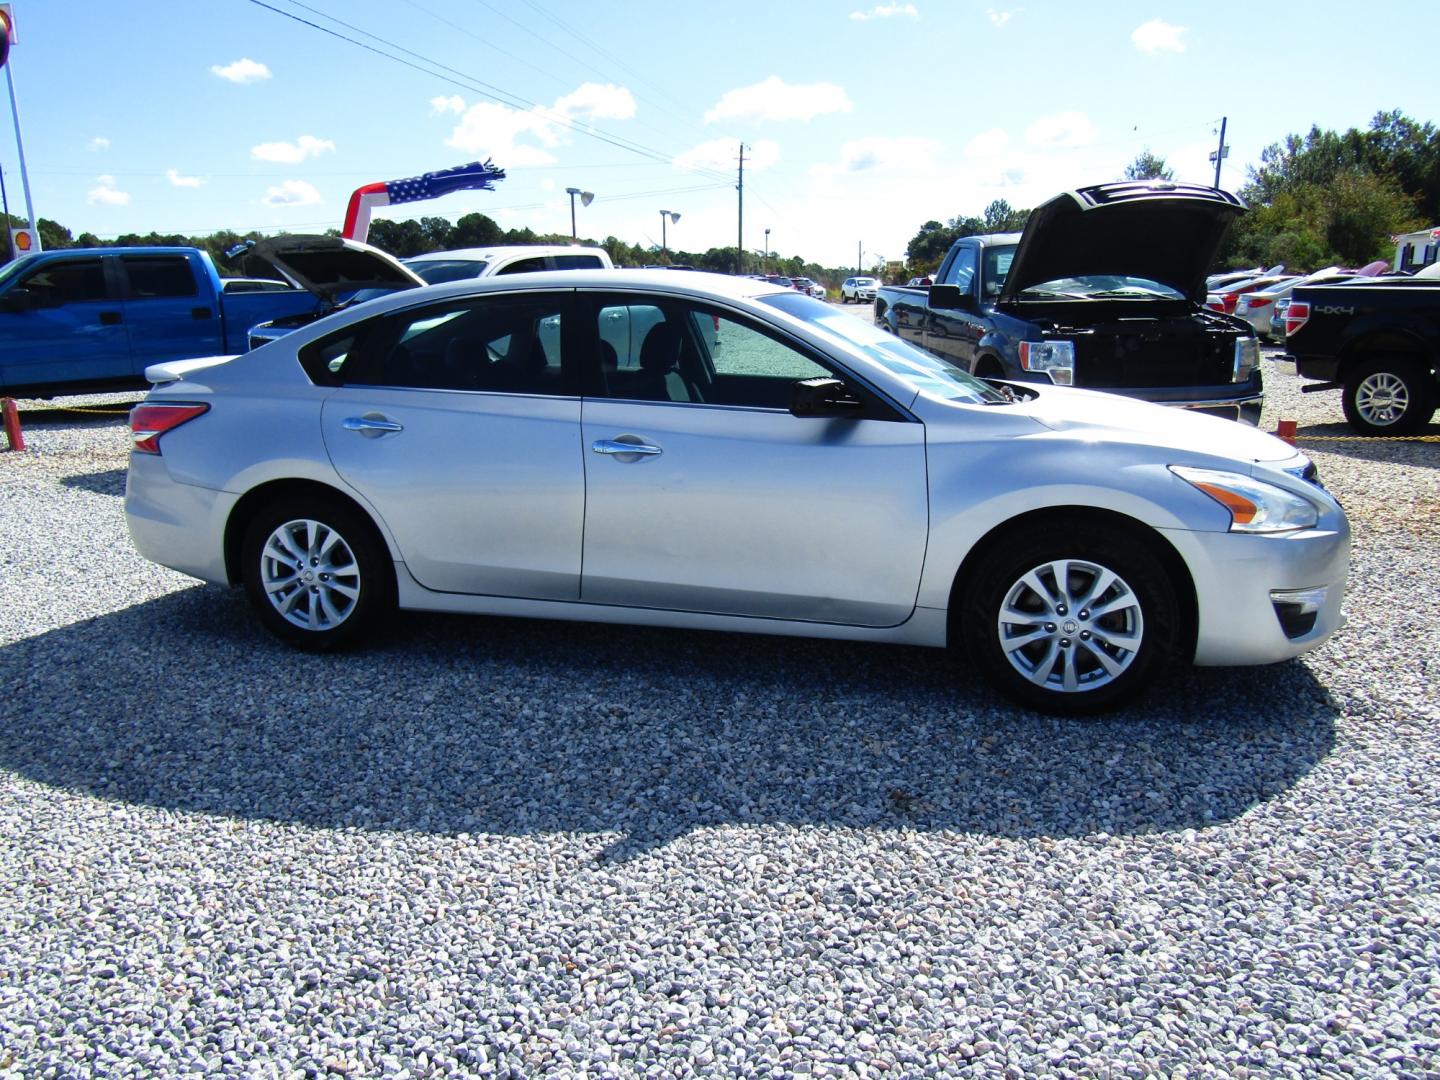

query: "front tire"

left=1341, top=356, right=1436, bottom=436
left=241, top=495, right=394, bottom=650
left=959, top=523, right=1181, bottom=714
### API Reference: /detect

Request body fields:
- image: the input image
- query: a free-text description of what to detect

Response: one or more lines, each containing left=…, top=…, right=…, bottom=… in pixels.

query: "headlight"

left=1018, top=340, right=1075, bottom=386
left=1233, top=336, right=1260, bottom=382
left=1170, top=466, right=1318, bottom=533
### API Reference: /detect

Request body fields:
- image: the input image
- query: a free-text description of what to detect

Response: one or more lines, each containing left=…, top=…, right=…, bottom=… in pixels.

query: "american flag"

left=383, top=160, right=507, bottom=206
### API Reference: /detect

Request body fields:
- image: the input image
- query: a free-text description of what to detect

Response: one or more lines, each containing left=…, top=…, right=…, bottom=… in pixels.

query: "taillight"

left=1221, top=293, right=1239, bottom=314
left=129, top=402, right=209, bottom=454
left=1285, top=301, right=1310, bottom=337
left=1248, top=296, right=1273, bottom=310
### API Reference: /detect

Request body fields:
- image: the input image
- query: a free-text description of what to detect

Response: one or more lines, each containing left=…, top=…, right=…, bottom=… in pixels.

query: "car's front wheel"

left=241, top=495, right=394, bottom=650
left=959, top=523, right=1181, bottom=714
left=1341, top=356, right=1436, bottom=436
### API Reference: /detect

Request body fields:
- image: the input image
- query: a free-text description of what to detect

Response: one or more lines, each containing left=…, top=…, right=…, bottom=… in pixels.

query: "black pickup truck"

left=875, top=181, right=1263, bottom=423
left=1283, top=278, right=1440, bottom=434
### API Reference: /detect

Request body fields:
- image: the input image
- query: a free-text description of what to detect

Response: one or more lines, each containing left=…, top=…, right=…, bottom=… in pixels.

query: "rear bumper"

left=124, top=454, right=234, bottom=584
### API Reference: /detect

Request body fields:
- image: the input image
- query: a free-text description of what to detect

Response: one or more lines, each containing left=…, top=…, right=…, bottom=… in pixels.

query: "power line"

left=242, top=0, right=732, bottom=184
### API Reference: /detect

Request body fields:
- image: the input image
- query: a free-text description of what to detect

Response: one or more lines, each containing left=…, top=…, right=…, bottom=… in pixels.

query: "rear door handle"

left=191, top=306, right=213, bottom=321
left=99, top=311, right=123, bottom=326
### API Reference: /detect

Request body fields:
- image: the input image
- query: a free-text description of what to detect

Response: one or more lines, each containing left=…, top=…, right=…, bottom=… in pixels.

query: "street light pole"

left=564, top=187, right=593, bottom=241
left=764, top=227, right=770, bottom=272
left=659, top=209, right=680, bottom=258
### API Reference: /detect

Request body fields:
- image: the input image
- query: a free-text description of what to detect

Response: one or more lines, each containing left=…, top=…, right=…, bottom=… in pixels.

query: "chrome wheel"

left=259, top=518, right=362, bottom=631
left=1353, top=371, right=1410, bottom=427
left=997, top=558, right=1144, bottom=694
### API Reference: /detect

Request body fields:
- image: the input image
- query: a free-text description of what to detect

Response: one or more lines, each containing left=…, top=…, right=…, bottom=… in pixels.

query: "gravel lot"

left=1, top=352, right=1437, bottom=1079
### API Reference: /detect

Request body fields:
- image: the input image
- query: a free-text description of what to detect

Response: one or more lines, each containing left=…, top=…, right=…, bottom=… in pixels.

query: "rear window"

left=552, top=254, right=606, bottom=270
left=408, top=259, right=490, bottom=284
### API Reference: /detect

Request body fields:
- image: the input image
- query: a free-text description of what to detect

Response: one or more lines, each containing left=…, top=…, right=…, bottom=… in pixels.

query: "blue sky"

left=4, top=1, right=1437, bottom=269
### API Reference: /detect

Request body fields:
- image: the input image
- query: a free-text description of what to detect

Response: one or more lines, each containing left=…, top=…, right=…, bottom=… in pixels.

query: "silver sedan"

left=126, top=271, right=1349, bottom=713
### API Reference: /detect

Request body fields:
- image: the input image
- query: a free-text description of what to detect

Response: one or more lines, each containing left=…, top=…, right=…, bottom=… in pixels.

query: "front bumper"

left=1160, top=512, right=1350, bottom=666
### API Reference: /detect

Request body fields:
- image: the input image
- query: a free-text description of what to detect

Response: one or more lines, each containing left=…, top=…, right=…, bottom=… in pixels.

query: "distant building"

left=1393, top=227, right=1440, bottom=273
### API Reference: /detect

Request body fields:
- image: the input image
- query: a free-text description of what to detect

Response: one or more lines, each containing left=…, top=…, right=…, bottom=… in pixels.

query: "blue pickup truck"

left=0, top=246, right=325, bottom=397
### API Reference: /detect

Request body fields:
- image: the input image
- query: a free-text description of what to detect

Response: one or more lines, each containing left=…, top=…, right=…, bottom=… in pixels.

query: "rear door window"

left=328, top=294, right=571, bottom=394
left=120, top=255, right=198, bottom=298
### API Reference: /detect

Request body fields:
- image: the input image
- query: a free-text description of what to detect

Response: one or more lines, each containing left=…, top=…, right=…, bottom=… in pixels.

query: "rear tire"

left=241, top=495, right=394, bottom=650
left=1341, top=356, right=1436, bottom=436
left=959, top=522, right=1181, bottom=714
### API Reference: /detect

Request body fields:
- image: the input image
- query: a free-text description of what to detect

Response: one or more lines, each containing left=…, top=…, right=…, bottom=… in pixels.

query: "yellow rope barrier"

left=1294, top=434, right=1440, bottom=443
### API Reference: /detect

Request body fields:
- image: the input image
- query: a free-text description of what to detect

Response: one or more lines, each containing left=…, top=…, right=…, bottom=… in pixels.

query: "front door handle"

left=343, top=414, right=404, bottom=438
left=592, top=437, right=662, bottom=458
left=99, top=311, right=123, bottom=326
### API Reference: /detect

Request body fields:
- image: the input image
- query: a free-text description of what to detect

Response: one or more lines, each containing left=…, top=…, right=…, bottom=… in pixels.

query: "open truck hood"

left=249, top=235, right=426, bottom=304
left=1000, top=182, right=1246, bottom=305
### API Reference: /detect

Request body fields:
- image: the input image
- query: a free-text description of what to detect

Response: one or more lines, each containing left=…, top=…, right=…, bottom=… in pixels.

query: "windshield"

left=760, top=292, right=1006, bottom=405
left=1016, top=274, right=1185, bottom=300
left=0, top=254, right=39, bottom=288
left=407, top=258, right=491, bottom=284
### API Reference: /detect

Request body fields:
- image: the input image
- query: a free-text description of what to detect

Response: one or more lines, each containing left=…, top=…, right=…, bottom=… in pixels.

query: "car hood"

left=1001, top=182, right=1246, bottom=305
left=1005, top=383, right=1295, bottom=465
left=250, top=235, right=426, bottom=304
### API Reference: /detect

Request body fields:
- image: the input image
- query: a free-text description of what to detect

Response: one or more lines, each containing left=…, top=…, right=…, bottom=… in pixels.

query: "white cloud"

left=674, top=138, right=780, bottom=174
left=211, top=58, right=272, bottom=84
left=704, top=76, right=852, bottom=124
left=554, top=82, right=636, bottom=122
left=250, top=135, right=336, bottom=164
left=430, top=95, right=466, bottom=115
left=1131, top=18, right=1187, bottom=54
left=87, top=176, right=130, bottom=206
left=812, top=136, right=941, bottom=177
left=1025, top=111, right=1098, bottom=148
left=986, top=8, right=1018, bottom=27
left=166, top=169, right=205, bottom=188
left=263, top=180, right=322, bottom=207
left=445, top=83, right=637, bottom=165
left=88, top=137, right=110, bottom=151
left=964, top=129, right=1010, bottom=158
left=849, top=3, right=918, bottom=20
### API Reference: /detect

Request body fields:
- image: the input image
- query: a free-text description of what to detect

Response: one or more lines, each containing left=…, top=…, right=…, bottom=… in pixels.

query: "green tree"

left=451, top=212, right=504, bottom=248
left=1123, top=148, right=1174, bottom=182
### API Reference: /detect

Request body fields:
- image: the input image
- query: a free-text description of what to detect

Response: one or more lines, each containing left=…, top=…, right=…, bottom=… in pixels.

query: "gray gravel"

left=1, top=367, right=1437, bottom=1079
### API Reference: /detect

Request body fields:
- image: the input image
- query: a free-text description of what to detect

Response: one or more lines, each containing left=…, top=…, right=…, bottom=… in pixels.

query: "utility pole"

left=1210, top=117, right=1228, bottom=190
left=736, top=143, right=745, bottom=276
left=857, top=241, right=862, bottom=275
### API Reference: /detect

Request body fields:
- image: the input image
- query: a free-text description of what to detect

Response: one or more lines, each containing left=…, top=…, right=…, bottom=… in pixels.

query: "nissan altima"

left=125, top=270, right=1349, bottom=713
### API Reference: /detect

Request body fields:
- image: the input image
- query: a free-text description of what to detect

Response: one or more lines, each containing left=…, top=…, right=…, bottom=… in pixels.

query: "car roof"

left=406, top=245, right=609, bottom=263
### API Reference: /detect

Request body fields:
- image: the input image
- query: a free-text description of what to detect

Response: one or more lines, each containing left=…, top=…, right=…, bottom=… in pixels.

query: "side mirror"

left=0, top=287, right=34, bottom=314
left=789, top=376, right=864, bottom=418
left=927, top=284, right=974, bottom=311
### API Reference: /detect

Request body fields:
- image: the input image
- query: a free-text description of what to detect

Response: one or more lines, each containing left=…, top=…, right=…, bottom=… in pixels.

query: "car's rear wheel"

left=241, top=496, right=393, bottom=650
left=1341, top=356, right=1436, bottom=436
left=959, top=523, right=1181, bottom=714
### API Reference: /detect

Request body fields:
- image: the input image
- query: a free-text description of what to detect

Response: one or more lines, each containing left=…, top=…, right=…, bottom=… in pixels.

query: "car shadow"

left=60, top=468, right=128, bottom=497
left=0, top=586, right=1338, bottom=857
